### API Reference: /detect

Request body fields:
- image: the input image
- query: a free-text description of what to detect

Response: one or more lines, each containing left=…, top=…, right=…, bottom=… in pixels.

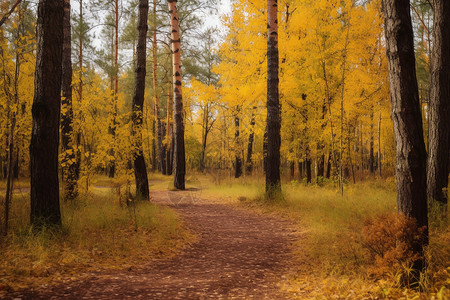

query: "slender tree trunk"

left=348, top=125, right=356, bottom=184
left=61, top=0, right=78, bottom=202
left=378, top=105, right=382, bottom=176
left=298, top=161, right=303, bottom=179
left=339, top=21, right=350, bottom=196
left=0, top=0, right=22, bottom=27
left=152, top=0, right=164, bottom=173
left=234, top=114, right=242, bottom=178
left=169, top=0, right=185, bottom=190
left=30, top=0, right=63, bottom=227
left=266, top=0, right=281, bottom=195
left=317, top=103, right=326, bottom=178
left=155, top=102, right=163, bottom=173
left=161, top=122, right=167, bottom=175
left=108, top=0, right=119, bottom=178
left=369, top=109, right=375, bottom=174
left=2, top=8, right=23, bottom=234
left=427, top=0, right=450, bottom=204
left=132, top=0, right=150, bottom=201
left=3, top=54, right=18, bottom=236
left=4, top=127, right=14, bottom=235
left=383, top=0, right=428, bottom=274
left=246, top=108, right=256, bottom=175
left=74, top=0, right=82, bottom=182
left=263, top=124, right=268, bottom=174
left=166, top=85, right=173, bottom=175
left=360, top=124, right=364, bottom=173
left=326, top=152, right=331, bottom=179
left=306, top=153, right=312, bottom=184
left=151, top=120, right=157, bottom=171
left=199, top=104, right=208, bottom=172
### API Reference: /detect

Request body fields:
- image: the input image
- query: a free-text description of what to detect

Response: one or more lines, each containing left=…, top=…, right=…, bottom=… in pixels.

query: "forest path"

left=9, top=188, right=297, bottom=299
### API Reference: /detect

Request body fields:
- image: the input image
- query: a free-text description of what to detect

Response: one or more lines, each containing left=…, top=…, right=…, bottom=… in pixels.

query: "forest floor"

left=3, top=185, right=299, bottom=299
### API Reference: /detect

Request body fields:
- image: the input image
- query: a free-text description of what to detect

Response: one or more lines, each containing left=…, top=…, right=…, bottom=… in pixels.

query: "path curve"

left=7, top=189, right=296, bottom=299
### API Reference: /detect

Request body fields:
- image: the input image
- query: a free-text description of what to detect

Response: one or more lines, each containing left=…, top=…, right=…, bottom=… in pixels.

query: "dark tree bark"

left=326, top=153, right=331, bottom=179
left=61, top=0, right=78, bottom=202
left=152, top=0, right=164, bottom=174
left=132, top=0, right=150, bottom=200
left=151, top=120, right=157, bottom=171
left=266, top=0, right=281, bottom=195
left=200, top=103, right=215, bottom=172
left=166, top=87, right=173, bottom=176
left=30, top=0, right=64, bottom=227
left=234, top=114, right=242, bottom=178
left=167, top=131, right=174, bottom=176
left=298, top=161, right=303, bottom=179
left=245, top=109, right=256, bottom=175
left=427, top=0, right=450, bottom=204
left=169, top=0, right=186, bottom=190
left=161, top=122, right=167, bottom=175
left=305, top=156, right=312, bottom=184
left=369, top=110, right=375, bottom=174
left=263, top=124, right=268, bottom=174
left=383, top=0, right=428, bottom=272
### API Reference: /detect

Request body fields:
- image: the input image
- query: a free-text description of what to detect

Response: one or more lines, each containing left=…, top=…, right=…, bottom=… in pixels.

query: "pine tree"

left=30, top=0, right=64, bottom=227
left=427, top=0, right=450, bottom=204
left=169, top=0, right=186, bottom=190
left=383, top=0, right=428, bottom=274
left=266, top=0, right=281, bottom=196
left=132, top=0, right=150, bottom=200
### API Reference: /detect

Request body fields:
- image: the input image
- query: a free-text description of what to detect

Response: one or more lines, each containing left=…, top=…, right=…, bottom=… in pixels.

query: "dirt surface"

left=6, top=189, right=297, bottom=299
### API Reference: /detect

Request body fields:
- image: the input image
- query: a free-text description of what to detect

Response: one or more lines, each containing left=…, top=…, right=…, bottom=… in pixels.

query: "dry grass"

left=0, top=177, right=194, bottom=292
left=202, top=175, right=450, bottom=299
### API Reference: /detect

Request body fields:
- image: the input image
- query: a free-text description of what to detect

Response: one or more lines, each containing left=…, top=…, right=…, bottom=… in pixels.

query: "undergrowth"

left=203, top=176, right=450, bottom=299
left=0, top=178, right=194, bottom=293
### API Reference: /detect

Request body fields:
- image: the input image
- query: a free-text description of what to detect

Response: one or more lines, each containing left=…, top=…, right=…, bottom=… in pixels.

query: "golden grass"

left=0, top=178, right=194, bottom=292
left=202, top=176, right=450, bottom=299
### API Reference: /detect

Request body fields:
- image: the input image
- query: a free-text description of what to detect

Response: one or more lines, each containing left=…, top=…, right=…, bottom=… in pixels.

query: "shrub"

left=362, top=212, right=426, bottom=279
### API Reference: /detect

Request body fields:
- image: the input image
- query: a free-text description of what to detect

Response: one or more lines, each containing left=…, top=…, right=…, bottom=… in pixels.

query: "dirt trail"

left=7, top=189, right=297, bottom=299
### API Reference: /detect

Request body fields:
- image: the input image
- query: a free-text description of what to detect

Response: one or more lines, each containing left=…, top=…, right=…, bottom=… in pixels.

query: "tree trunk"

left=266, top=0, right=281, bottom=195
left=263, top=124, right=268, bottom=174
left=30, top=0, right=63, bottom=228
left=326, top=153, right=331, bottom=179
left=151, top=120, right=157, bottom=171
left=75, top=0, right=82, bottom=182
left=199, top=104, right=208, bottom=172
left=317, top=103, right=326, bottom=178
left=383, top=0, right=428, bottom=273
left=132, top=0, right=150, bottom=201
left=378, top=106, right=382, bottom=177
left=339, top=19, right=350, bottom=196
left=61, top=0, right=78, bottom=202
left=234, top=113, right=242, bottom=178
left=166, top=85, right=173, bottom=175
left=348, top=125, right=356, bottom=184
left=427, top=0, right=450, bottom=204
left=161, top=122, right=167, bottom=175
left=245, top=108, right=256, bottom=175
left=152, top=0, right=164, bottom=174
left=369, top=110, right=375, bottom=174
left=298, top=161, right=303, bottom=180
left=169, top=0, right=185, bottom=190
left=306, top=156, right=312, bottom=184
left=108, top=0, right=119, bottom=178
